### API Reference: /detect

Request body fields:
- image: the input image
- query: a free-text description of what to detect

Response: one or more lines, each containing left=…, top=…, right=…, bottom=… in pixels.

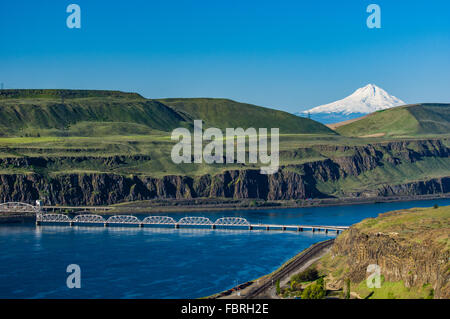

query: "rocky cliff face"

left=0, top=170, right=318, bottom=205
left=288, top=139, right=449, bottom=183
left=0, top=139, right=448, bottom=205
left=330, top=213, right=450, bottom=299
left=376, top=178, right=450, bottom=197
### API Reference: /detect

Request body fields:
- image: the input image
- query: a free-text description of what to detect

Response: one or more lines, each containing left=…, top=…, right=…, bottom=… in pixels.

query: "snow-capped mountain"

left=298, top=84, right=405, bottom=124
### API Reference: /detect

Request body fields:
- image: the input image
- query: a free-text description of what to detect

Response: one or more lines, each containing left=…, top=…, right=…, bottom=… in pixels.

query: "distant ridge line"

left=0, top=89, right=144, bottom=99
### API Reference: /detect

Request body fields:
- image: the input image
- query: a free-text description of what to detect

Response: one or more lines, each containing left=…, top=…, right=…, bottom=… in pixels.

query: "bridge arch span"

left=106, top=215, right=140, bottom=224
left=142, top=216, right=176, bottom=225
left=178, top=216, right=213, bottom=225
left=39, top=213, right=71, bottom=223
left=72, top=214, right=105, bottom=223
left=214, top=217, right=250, bottom=226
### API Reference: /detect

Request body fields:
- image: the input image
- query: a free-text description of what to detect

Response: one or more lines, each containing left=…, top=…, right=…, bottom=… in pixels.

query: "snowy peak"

left=304, top=84, right=405, bottom=115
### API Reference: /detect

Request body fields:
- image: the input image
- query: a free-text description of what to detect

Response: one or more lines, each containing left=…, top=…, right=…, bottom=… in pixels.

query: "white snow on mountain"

left=303, top=84, right=405, bottom=115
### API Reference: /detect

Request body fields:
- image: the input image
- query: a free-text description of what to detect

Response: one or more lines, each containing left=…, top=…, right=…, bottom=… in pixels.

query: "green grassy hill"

left=335, top=103, right=450, bottom=137
left=0, top=89, right=190, bottom=137
left=0, top=90, right=447, bottom=191
left=0, top=90, right=334, bottom=137
left=159, top=98, right=335, bottom=134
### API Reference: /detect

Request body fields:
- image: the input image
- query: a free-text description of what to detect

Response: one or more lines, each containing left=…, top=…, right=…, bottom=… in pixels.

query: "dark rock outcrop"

left=332, top=227, right=450, bottom=299
left=0, top=171, right=448, bottom=206
left=0, top=139, right=448, bottom=205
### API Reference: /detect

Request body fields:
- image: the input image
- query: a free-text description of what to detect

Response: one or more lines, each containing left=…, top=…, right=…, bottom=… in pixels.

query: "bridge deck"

left=36, top=214, right=348, bottom=232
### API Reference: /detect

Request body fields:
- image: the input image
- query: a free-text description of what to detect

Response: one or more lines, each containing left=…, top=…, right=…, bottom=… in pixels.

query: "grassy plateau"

left=0, top=89, right=448, bottom=196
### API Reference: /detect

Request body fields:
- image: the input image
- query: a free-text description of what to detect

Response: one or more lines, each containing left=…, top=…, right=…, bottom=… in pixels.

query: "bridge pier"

left=35, top=220, right=41, bottom=226
left=248, top=226, right=253, bottom=230
left=312, top=228, right=315, bottom=233
left=325, top=229, right=328, bottom=234
left=211, top=224, right=216, bottom=229
left=174, top=224, right=179, bottom=229
left=266, top=226, right=269, bottom=231
left=282, top=226, right=286, bottom=231
left=70, top=221, right=74, bottom=226
left=139, top=223, right=144, bottom=228
left=104, top=223, right=109, bottom=227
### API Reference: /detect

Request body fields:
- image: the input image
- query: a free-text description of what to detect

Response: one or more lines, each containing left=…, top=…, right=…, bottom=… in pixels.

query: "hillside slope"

left=0, top=89, right=190, bottom=136
left=335, top=103, right=450, bottom=137
left=159, top=98, right=335, bottom=134
left=317, top=205, right=450, bottom=299
left=0, top=90, right=335, bottom=137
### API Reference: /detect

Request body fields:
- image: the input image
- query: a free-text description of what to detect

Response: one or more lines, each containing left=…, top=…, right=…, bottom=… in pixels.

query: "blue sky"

left=1, top=0, right=449, bottom=112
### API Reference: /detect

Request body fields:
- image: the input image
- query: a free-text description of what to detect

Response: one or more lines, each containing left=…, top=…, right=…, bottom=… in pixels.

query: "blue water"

left=0, top=198, right=449, bottom=298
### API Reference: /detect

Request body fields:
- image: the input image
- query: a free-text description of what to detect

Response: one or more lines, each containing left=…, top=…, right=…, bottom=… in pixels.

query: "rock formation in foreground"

left=317, top=206, right=450, bottom=299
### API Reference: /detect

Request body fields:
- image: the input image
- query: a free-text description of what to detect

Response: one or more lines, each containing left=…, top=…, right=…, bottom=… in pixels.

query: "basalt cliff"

left=318, top=206, right=450, bottom=299
left=0, top=139, right=448, bottom=206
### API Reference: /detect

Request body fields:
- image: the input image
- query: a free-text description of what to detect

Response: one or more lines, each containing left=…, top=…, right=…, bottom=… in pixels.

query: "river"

left=0, top=198, right=449, bottom=298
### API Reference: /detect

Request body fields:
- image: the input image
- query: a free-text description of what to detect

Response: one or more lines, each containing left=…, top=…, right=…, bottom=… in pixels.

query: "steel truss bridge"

left=36, top=213, right=347, bottom=233
left=1, top=202, right=349, bottom=233
left=0, top=202, right=40, bottom=213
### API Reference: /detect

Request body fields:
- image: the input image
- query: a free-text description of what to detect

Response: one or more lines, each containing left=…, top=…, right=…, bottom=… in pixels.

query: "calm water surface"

left=0, top=199, right=448, bottom=298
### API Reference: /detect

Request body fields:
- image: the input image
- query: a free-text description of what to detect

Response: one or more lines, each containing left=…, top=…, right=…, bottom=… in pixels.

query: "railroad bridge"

left=0, top=202, right=40, bottom=213
left=1, top=202, right=349, bottom=233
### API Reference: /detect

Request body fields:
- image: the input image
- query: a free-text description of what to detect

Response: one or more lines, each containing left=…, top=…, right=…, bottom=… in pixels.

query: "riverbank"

left=207, top=239, right=334, bottom=299
left=96, top=193, right=450, bottom=214
left=207, top=202, right=450, bottom=299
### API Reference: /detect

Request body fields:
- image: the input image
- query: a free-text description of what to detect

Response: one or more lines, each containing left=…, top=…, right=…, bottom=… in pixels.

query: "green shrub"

left=291, top=267, right=319, bottom=283
left=301, top=278, right=326, bottom=299
left=276, top=280, right=281, bottom=295
left=290, top=280, right=297, bottom=290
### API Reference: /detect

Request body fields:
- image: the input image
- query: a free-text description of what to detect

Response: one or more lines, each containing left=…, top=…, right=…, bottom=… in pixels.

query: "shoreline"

left=108, top=193, right=450, bottom=214
left=207, top=239, right=335, bottom=299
